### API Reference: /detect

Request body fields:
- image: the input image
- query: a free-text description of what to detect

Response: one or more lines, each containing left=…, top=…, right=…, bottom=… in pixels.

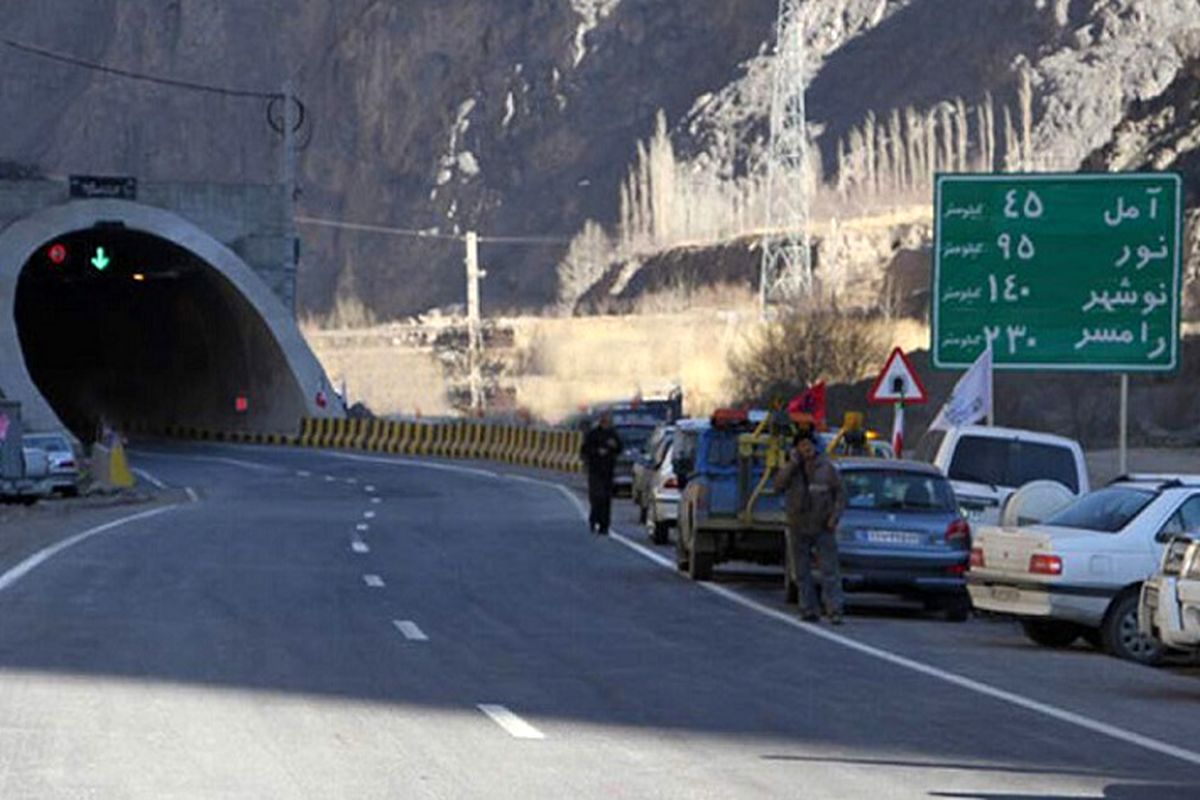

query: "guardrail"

left=121, top=418, right=584, bottom=474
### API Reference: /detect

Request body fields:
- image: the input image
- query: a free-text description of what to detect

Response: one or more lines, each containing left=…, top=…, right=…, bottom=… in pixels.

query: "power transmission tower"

left=759, top=0, right=813, bottom=312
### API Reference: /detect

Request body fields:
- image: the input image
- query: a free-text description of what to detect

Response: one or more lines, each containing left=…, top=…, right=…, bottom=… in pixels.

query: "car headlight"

left=1164, top=538, right=1192, bottom=576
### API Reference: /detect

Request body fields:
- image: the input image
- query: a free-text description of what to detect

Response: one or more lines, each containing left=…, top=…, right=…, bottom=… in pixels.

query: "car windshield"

left=1043, top=487, right=1155, bottom=533
left=617, top=426, right=655, bottom=451
left=841, top=469, right=957, bottom=512
left=24, top=435, right=71, bottom=453
left=947, top=435, right=1079, bottom=492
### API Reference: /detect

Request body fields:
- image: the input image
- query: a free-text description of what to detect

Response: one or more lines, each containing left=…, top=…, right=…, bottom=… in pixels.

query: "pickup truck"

left=674, top=411, right=790, bottom=581
left=914, top=425, right=1088, bottom=525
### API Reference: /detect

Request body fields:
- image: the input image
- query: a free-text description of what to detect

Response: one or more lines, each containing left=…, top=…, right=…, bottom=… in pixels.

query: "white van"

left=914, top=425, right=1088, bottom=525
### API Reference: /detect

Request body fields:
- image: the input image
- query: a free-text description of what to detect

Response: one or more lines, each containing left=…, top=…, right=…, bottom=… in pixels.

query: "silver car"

left=23, top=433, right=81, bottom=496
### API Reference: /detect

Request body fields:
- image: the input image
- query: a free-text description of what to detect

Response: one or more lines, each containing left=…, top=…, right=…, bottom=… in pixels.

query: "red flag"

left=788, top=381, right=827, bottom=427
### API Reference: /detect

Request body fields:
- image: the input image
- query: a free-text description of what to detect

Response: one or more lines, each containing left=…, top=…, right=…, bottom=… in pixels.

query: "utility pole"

left=759, top=0, right=813, bottom=314
left=281, top=80, right=299, bottom=317
left=465, top=231, right=484, bottom=415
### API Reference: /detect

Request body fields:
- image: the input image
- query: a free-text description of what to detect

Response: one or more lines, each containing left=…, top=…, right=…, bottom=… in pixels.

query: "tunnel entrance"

left=15, top=226, right=303, bottom=442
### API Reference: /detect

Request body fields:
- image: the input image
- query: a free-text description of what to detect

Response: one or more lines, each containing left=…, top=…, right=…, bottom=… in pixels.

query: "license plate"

left=991, top=586, right=1020, bottom=603
left=864, top=530, right=923, bottom=546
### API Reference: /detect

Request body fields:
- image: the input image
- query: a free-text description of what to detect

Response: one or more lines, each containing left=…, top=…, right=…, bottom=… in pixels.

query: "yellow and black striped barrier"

left=140, top=415, right=584, bottom=474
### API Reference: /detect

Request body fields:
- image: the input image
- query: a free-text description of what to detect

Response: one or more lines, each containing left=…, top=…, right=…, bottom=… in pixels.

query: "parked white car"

left=967, top=476, right=1200, bottom=664
left=23, top=432, right=80, bottom=496
left=1139, top=534, right=1200, bottom=653
left=915, top=425, right=1088, bottom=525
left=644, top=442, right=682, bottom=545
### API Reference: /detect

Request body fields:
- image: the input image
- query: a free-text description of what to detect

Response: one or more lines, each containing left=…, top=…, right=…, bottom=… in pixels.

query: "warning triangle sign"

left=867, top=347, right=928, bottom=405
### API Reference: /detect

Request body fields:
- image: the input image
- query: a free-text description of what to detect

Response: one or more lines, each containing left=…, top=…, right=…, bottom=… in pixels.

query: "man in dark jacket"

left=774, top=428, right=847, bottom=623
left=580, top=411, right=623, bottom=535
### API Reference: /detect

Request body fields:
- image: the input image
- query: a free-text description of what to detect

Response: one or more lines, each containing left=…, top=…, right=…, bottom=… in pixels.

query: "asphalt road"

left=0, top=442, right=1197, bottom=799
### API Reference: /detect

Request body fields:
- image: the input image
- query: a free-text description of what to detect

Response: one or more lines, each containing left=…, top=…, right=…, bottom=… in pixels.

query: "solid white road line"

left=185, top=487, right=199, bottom=504
left=318, top=450, right=499, bottom=480
left=363, top=574, right=385, bottom=588
left=477, top=705, right=545, bottom=740
left=364, top=510, right=376, bottom=519
left=393, top=620, right=429, bottom=641
left=351, top=540, right=370, bottom=554
left=0, top=506, right=180, bottom=593
left=131, top=468, right=168, bottom=489
left=131, top=450, right=278, bottom=473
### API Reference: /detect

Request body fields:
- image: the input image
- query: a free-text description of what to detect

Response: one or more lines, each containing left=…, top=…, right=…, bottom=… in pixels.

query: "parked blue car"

left=831, top=459, right=972, bottom=620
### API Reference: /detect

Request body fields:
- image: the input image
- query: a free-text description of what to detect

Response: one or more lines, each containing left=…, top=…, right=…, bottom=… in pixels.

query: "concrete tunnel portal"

left=0, top=199, right=336, bottom=442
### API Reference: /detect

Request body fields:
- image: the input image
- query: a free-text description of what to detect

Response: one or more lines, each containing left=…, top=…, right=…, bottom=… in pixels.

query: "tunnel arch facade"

left=0, top=199, right=337, bottom=437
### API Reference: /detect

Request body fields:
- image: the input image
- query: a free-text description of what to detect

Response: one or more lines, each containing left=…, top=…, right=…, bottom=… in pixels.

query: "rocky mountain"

left=1, top=1, right=1196, bottom=318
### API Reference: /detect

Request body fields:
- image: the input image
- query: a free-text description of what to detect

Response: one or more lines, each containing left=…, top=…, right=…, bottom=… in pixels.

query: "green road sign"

left=932, top=172, right=1183, bottom=372
left=91, top=246, right=111, bottom=271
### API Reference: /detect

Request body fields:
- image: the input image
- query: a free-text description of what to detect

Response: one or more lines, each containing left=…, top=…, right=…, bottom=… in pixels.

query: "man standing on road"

left=580, top=411, right=623, bottom=535
left=774, top=428, right=846, bottom=623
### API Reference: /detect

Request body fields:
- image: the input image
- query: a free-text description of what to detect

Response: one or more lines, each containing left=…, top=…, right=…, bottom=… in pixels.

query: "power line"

left=295, top=215, right=569, bottom=246
left=1, top=35, right=281, bottom=100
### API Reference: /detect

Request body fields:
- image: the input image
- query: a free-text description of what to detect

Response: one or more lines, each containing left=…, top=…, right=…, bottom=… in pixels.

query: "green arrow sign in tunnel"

left=0, top=200, right=337, bottom=442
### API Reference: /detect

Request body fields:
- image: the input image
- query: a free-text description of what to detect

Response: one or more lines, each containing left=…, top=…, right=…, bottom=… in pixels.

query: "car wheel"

left=675, top=525, right=689, bottom=572
left=1101, top=592, right=1164, bottom=666
left=1021, top=619, right=1082, bottom=648
left=651, top=518, right=670, bottom=546
left=942, top=595, right=972, bottom=623
left=688, top=551, right=713, bottom=581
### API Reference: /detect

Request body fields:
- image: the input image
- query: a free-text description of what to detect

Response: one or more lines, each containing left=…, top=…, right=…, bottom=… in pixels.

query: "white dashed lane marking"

left=363, top=574, right=385, bottom=588
left=365, top=485, right=376, bottom=493
left=297, top=470, right=311, bottom=478
left=356, top=523, right=369, bottom=532
left=477, top=705, right=544, bottom=740
left=324, top=476, right=336, bottom=483
left=370, top=497, right=382, bottom=504
left=351, top=540, right=370, bottom=554
left=364, top=511, right=376, bottom=519
left=393, top=620, right=429, bottom=641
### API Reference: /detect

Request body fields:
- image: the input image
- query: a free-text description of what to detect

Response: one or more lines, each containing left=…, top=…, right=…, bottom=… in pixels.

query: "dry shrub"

left=729, top=309, right=888, bottom=405
left=300, top=295, right=379, bottom=332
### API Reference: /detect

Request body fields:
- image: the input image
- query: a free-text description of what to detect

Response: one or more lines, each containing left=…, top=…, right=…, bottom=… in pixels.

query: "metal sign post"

left=1119, top=374, right=1129, bottom=476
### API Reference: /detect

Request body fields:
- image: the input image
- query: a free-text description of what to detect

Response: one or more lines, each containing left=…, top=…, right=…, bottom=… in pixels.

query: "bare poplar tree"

left=1003, top=105, right=1020, bottom=172
left=863, top=112, right=878, bottom=197
left=954, top=97, right=969, bottom=172
left=1019, top=67, right=1034, bottom=171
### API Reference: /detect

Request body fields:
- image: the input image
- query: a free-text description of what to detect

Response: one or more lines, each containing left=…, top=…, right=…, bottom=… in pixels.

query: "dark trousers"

left=788, top=527, right=844, bottom=615
left=587, top=472, right=614, bottom=532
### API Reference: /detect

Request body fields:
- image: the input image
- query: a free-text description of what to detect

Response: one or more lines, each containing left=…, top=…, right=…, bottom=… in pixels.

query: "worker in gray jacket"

left=774, top=428, right=847, bottom=624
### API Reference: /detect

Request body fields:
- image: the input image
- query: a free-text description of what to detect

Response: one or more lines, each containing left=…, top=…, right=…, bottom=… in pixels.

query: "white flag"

left=929, top=344, right=993, bottom=431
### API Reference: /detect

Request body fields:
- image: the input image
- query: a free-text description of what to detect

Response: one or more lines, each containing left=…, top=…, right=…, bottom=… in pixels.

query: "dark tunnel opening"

left=15, top=226, right=301, bottom=442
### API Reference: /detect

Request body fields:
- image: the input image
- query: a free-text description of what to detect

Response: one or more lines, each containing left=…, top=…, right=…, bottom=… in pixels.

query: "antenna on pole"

left=759, top=0, right=813, bottom=314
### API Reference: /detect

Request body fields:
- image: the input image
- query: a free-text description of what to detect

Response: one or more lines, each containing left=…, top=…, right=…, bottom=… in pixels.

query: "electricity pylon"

left=759, top=0, right=813, bottom=312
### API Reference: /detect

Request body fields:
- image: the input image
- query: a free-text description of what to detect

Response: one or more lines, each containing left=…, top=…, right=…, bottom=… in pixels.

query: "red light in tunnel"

left=235, top=395, right=249, bottom=414
left=47, top=242, right=68, bottom=265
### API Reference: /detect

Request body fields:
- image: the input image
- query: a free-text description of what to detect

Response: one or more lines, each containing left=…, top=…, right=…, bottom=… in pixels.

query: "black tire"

left=651, top=520, right=670, bottom=546
left=1101, top=592, right=1164, bottom=666
left=675, top=529, right=689, bottom=572
left=637, top=501, right=647, bottom=525
left=688, top=551, right=713, bottom=581
left=942, top=595, right=972, bottom=623
left=1021, top=619, right=1082, bottom=648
